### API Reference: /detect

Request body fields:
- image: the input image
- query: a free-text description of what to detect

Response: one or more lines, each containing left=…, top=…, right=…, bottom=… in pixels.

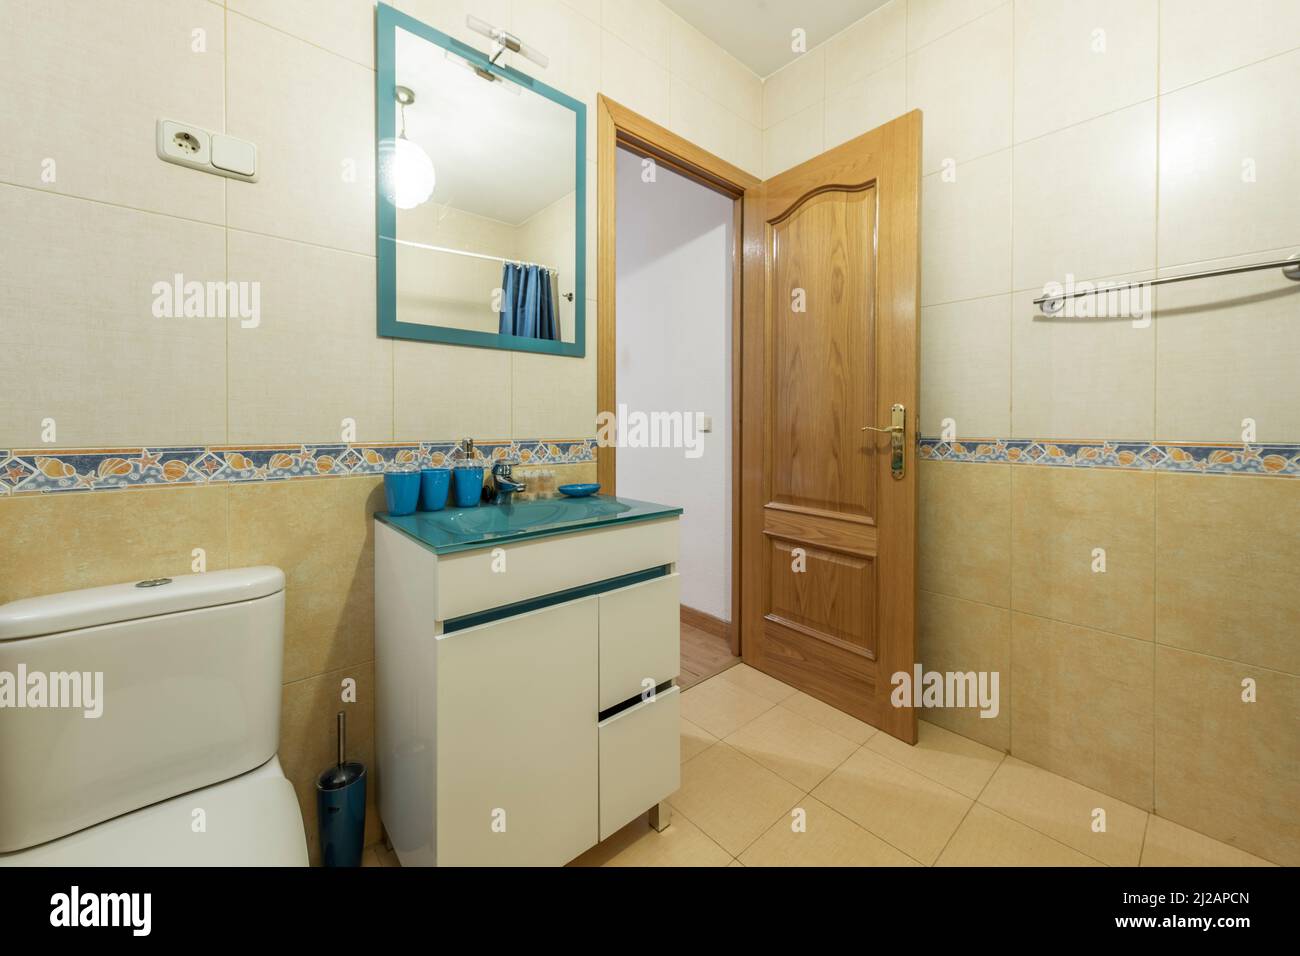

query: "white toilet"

left=0, top=567, right=308, bottom=865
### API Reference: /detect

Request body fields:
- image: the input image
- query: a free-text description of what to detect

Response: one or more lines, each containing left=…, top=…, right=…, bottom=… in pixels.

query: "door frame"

left=595, top=95, right=759, bottom=655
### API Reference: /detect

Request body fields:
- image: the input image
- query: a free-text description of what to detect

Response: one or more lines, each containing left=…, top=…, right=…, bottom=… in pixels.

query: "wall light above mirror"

left=375, top=3, right=586, bottom=357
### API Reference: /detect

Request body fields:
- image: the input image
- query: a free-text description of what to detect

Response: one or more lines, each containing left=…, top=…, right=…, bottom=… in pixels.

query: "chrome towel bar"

left=1034, top=254, right=1300, bottom=314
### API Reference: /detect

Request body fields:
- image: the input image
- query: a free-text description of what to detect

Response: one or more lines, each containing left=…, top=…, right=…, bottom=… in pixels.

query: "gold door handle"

left=861, top=403, right=906, bottom=480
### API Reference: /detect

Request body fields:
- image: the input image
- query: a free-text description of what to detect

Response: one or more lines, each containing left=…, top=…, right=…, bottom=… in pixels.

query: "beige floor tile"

left=567, top=811, right=731, bottom=867
left=728, top=859, right=745, bottom=867
left=373, top=844, right=400, bottom=867
left=669, top=744, right=803, bottom=856
left=740, top=796, right=920, bottom=867
left=679, top=674, right=776, bottom=738
left=936, top=806, right=1101, bottom=867
left=779, top=691, right=877, bottom=745
left=680, top=717, right=717, bottom=763
left=1141, top=816, right=1276, bottom=868
left=979, top=756, right=1147, bottom=866
left=361, top=847, right=382, bottom=867
left=724, top=706, right=859, bottom=791
left=865, top=720, right=1004, bottom=799
left=715, top=663, right=798, bottom=703
left=812, top=748, right=972, bottom=865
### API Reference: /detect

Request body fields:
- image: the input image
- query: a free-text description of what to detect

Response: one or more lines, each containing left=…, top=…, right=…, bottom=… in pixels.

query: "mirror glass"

left=377, top=8, right=585, bottom=356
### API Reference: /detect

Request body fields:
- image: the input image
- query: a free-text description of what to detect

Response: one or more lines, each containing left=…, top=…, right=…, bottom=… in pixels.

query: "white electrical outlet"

left=156, top=119, right=257, bottom=181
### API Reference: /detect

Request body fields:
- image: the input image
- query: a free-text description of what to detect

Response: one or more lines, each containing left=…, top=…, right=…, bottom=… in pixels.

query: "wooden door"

left=740, top=111, right=921, bottom=743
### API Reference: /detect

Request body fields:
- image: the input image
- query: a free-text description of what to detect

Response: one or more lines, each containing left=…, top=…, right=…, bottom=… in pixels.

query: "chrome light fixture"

left=466, top=15, right=550, bottom=69
left=380, top=85, right=436, bottom=210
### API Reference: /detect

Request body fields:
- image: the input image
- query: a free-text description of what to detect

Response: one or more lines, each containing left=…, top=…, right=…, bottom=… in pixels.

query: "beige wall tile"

left=280, top=661, right=378, bottom=865
left=229, top=0, right=376, bottom=67
left=600, top=0, right=670, bottom=67
left=511, top=321, right=596, bottom=439
left=825, top=0, right=907, bottom=93
left=918, top=590, right=1011, bottom=750
left=1010, top=281, right=1155, bottom=441
left=393, top=339, right=513, bottom=440
left=228, top=476, right=383, bottom=683
left=739, top=795, right=919, bottom=866
left=1159, top=50, right=1300, bottom=267
left=1011, top=466, right=1155, bottom=639
left=1155, top=474, right=1300, bottom=675
left=1012, top=0, right=1158, bottom=143
left=906, top=4, right=1013, bottom=174
left=921, top=150, right=1013, bottom=306
left=227, top=231, right=392, bottom=444
left=906, top=0, right=1007, bottom=52
left=824, top=60, right=907, bottom=149
left=391, top=0, right=512, bottom=51
left=937, top=804, right=1101, bottom=866
left=812, top=747, right=972, bottom=864
left=600, top=31, right=670, bottom=128
left=668, top=14, right=762, bottom=127
left=724, top=706, right=857, bottom=791
left=762, top=48, right=825, bottom=129
left=0, top=486, right=230, bottom=603
left=1011, top=613, right=1154, bottom=809
left=1155, top=249, right=1300, bottom=444
left=512, top=0, right=603, bottom=100
left=979, top=755, right=1148, bottom=865
left=919, top=460, right=1011, bottom=606
left=1154, top=646, right=1300, bottom=865
left=920, top=295, right=1011, bottom=439
left=1159, top=0, right=1300, bottom=93
left=866, top=720, right=1003, bottom=798
left=762, top=102, right=824, bottom=177
left=1141, top=814, right=1276, bottom=867
left=0, top=0, right=225, bottom=223
left=670, top=743, right=802, bottom=856
left=0, top=185, right=227, bottom=449
left=226, top=13, right=374, bottom=255
left=1012, top=102, right=1156, bottom=291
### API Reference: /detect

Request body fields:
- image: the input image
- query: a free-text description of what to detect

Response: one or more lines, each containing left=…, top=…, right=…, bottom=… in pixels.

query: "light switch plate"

left=212, top=134, right=257, bottom=177
left=156, top=119, right=257, bottom=182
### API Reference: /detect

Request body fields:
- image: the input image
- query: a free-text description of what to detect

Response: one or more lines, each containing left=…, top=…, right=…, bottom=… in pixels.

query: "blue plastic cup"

left=383, top=470, right=420, bottom=516
left=419, top=467, right=451, bottom=511
left=452, top=465, right=484, bottom=508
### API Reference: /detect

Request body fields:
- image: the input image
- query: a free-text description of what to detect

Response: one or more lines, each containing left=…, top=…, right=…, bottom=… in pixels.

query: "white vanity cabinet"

left=374, top=508, right=682, bottom=867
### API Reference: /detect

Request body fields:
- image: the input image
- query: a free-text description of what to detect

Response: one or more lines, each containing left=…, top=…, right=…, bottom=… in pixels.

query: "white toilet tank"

left=0, top=567, right=286, bottom=853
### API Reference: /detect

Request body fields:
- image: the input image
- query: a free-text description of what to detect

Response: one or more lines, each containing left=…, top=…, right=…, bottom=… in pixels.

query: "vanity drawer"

left=597, top=573, right=680, bottom=711
left=435, top=517, right=678, bottom=621
left=597, top=687, right=680, bottom=841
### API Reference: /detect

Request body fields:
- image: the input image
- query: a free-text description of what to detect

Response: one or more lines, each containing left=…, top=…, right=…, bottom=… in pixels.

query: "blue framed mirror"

left=375, top=3, right=586, bottom=357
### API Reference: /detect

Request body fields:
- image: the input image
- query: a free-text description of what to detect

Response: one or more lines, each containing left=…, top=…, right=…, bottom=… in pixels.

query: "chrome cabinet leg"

left=649, top=801, right=672, bottom=832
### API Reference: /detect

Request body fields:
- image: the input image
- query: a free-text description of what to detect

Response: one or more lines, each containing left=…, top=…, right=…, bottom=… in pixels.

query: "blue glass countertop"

left=376, top=494, right=683, bottom=555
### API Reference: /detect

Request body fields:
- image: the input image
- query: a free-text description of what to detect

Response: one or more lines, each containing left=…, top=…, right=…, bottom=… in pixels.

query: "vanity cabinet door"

left=434, top=597, right=598, bottom=867
left=597, top=573, right=681, bottom=710
left=597, top=687, right=680, bottom=840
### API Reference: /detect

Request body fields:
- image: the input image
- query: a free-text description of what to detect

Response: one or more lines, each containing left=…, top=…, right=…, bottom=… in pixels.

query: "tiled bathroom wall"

left=0, top=0, right=763, bottom=861
left=760, top=0, right=1300, bottom=864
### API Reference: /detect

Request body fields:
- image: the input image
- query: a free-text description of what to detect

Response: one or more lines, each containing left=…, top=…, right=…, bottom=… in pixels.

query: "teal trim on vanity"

left=375, top=495, right=683, bottom=555
left=442, top=565, right=670, bottom=634
left=374, top=3, right=587, bottom=357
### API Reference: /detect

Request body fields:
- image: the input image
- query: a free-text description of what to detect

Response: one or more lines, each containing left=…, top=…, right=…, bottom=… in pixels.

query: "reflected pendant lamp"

left=382, top=85, right=435, bottom=209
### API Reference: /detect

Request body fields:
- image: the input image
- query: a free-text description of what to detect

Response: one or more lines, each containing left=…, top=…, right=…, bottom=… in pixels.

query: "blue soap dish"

left=558, top=483, right=601, bottom=498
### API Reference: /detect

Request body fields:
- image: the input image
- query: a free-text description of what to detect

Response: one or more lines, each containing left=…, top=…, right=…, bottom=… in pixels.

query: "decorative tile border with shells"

left=0, top=439, right=595, bottom=496
left=918, top=438, right=1300, bottom=477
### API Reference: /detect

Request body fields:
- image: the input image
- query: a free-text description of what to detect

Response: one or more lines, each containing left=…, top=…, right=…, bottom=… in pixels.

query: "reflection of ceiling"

left=395, top=27, right=575, bottom=225
left=662, top=0, right=890, bottom=77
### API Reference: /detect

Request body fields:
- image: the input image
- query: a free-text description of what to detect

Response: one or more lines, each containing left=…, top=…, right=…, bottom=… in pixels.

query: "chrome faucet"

left=487, top=460, right=526, bottom=504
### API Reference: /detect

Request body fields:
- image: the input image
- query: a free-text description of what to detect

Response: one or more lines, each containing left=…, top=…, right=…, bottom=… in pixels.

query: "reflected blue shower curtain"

left=498, top=262, right=558, bottom=340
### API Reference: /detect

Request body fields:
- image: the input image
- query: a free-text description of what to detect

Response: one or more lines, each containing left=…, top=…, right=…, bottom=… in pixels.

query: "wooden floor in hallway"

left=678, top=619, right=740, bottom=690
